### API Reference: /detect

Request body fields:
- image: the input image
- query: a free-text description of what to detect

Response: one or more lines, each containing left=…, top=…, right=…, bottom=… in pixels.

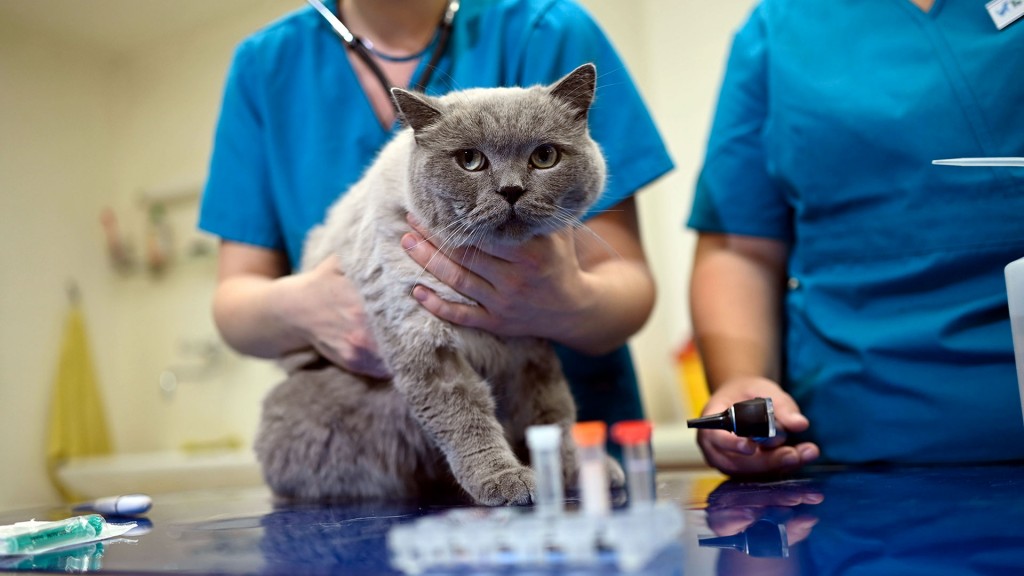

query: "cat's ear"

left=548, top=63, right=596, bottom=121
left=391, top=88, right=443, bottom=132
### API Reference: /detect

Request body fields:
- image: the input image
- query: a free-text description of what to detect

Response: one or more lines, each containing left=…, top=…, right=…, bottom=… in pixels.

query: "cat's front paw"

left=606, top=455, right=626, bottom=489
left=474, top=466, right=536, bottom=506
left=561, top=440, right=580, bottom=487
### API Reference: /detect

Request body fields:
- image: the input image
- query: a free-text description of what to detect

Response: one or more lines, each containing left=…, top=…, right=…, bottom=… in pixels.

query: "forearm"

left=213, top=273, right=310, bottom=359
left=542, top=198, right=655, bottom=355
left=547, top=258, right=656, bottom=355
left=690, top=233, right=787, bottom=390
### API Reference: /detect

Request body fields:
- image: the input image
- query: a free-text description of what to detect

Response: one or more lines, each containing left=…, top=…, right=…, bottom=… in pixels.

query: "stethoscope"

left=305, top=0, right=459, bottom=110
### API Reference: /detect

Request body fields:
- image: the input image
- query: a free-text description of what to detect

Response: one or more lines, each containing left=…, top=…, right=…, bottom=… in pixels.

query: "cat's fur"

left=255, top=64, right=623, bottom=505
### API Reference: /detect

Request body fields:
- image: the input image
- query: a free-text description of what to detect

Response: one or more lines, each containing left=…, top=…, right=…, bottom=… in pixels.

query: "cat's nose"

left=497, top=185, right=526, bottom=205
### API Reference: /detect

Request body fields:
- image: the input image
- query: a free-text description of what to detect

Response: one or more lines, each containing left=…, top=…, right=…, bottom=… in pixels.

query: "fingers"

left=314, top=332, right=392, bottom=380
left=402, top=231, right=497, bottom=301
left=401, top=225, right=500, bottom=329
left=699, top=428, right=820, bottom=476
left=411, top=285, right=491, bottom=330
left=405, top=214, right=505, bottom=274
left=318, top=345, right=391, bottom=379
left=695, top=376, right=819, bottom=476
left=784, top=515, right=820, bottom=545
left=793, top=442, right=820, bottom=463
left=404, top=213, right=555, bottom=283
left=706, top=507, right=761, bottom=536
left=770, top=393, right=810, bottom=434
left=710, top=482, right=824, bottom=510
left=343, top=351, right=392, bottom=380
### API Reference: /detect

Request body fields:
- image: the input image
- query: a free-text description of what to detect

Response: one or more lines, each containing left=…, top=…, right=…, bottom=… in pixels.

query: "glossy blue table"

left=2, top=464, right=1023, bottom=574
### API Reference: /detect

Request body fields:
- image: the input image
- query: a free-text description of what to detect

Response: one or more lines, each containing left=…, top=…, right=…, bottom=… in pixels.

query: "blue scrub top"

left=199, top=0, right=674, bottom=433
left=689, top=0, right=1024, bottom=463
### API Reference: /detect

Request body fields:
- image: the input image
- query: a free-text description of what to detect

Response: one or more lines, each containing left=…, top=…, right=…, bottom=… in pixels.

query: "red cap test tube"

left=610, top=420, right=655, bottom=508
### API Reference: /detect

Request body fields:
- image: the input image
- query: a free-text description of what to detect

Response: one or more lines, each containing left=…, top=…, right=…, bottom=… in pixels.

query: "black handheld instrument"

left=687, top=397, right=777, bottom=439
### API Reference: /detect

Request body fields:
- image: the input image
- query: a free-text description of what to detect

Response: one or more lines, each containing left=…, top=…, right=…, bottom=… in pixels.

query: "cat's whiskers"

left=551, top=206, right=622, bottom=260
left=435, top=217, right=478, bottom=281
left=446, top=219, right=499, bottom=298
left=402, top=216, right=457, bottom=286
left=431, top=207, right=513, bottom=292
left=423, top=67, right=466, bottom=96
left=549, top=205, right=587, bottom=233
left=461, top=227, right=489, bottom=276
left=408, top=214, right=477, bottom=292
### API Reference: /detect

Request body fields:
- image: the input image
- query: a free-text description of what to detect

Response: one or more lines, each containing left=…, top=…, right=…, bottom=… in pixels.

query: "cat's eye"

left=456, top=149, right=488, bottom=172
left=529, top=144, right=560, bottom=169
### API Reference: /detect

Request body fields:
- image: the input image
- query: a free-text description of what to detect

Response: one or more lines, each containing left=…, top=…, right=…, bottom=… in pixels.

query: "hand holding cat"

left=297, top=255, right=392, bottom=379
left=697, top=376, right=819, bottom=476
left=401, top=215, right=590, bottom=341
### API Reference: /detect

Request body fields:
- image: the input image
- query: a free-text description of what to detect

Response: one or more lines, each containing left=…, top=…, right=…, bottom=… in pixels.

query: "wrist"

left=542, top=271, right=606, bottom=352
left=271, top=272, right=315, bottom=346
left=714, top=375, right=783, bottom=398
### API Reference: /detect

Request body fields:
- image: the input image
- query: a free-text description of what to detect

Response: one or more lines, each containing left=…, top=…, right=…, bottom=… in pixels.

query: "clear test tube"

left=526, top=424, right=564, bottom=517
left=610, top=420, right=655, bottom=508
left=572, top=421, right=610, bottom=516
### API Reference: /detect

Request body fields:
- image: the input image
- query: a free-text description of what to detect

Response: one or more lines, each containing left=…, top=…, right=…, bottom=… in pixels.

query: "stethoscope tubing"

left=306, top=0, right=457, bottom=108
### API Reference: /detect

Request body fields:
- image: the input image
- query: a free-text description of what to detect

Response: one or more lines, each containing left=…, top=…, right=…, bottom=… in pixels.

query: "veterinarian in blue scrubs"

left=199, top=1, right=673, bottom=441
left=688, top=0, right=1024, bottom=475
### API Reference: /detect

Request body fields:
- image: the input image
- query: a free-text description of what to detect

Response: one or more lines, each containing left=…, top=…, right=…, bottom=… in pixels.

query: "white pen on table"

left=73, top=494, right=152, bottom=517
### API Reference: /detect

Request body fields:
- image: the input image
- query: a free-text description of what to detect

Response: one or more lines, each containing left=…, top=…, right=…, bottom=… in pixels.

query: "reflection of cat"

left=255, top=64, right=621, bottom=504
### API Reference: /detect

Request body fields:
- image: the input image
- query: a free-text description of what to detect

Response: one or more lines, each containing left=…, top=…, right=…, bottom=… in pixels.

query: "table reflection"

left=3, top=466, right=1024, bottom=575
left=0, top=542, right=105, bottom=572
left=692, top=465, right=1024, bottom=575
left=259, top=501, right=417, bottom=575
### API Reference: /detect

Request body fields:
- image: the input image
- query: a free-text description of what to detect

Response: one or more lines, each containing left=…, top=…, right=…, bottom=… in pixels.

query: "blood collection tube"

left=526, top=424, right=564, bottom=516
left=572, top=421, right=610, bottom=516
left=610, top=420, right=655, bottom=508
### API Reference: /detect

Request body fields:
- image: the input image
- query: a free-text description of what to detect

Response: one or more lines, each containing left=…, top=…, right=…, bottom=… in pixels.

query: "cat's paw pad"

left=560, top=443, right=580, bottom=485
left=606, top=455, right=626, bottom=488
left=476, top=466, right=536, bottom=506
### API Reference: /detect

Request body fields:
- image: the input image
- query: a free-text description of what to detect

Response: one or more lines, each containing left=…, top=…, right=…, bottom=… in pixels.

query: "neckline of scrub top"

left=323, top=1, right=439, bottom=134
left=900, top=0, right=946, bottom=18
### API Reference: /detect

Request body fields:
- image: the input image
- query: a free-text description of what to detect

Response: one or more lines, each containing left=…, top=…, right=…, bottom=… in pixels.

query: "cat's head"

left=392, top=63, right=605, bottom=246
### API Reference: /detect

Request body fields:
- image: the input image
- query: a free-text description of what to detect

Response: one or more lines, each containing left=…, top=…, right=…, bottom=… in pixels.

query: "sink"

left=57, top=450, right=264, bottom=499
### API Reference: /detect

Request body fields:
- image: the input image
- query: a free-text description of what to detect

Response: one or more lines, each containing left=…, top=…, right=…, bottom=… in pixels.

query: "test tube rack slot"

left=387, top=502, right=684, bottom=574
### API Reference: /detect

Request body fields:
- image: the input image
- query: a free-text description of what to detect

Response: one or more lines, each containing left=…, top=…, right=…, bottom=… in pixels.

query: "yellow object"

left=676, top=340, right=709, bottom=419
left=46, top=303, right=112, bottom=501
left=180, top=435, right=243, bottom=454
left=688, top=474, right=729, bottom=510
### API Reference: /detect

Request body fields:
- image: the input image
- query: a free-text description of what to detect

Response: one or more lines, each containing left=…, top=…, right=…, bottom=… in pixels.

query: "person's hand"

left=697, top=377, right=819, bottom=476
left=399, top=214, right=588, bottom=339
left=705, top=478, right=824, bottom=547
left=287, top=255, right=391, bottom=379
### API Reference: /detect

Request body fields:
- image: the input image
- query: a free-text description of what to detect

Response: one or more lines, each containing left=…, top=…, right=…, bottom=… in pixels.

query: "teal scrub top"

left=199, top=0, right=674, bottom=432
left=689, top=0, right=1024, bottom=463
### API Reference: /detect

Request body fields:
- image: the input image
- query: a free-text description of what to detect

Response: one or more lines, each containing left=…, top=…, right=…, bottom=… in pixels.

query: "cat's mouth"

left=495, top=210, right=528, bottom=233
left=491, top=207, right=551, bottom=242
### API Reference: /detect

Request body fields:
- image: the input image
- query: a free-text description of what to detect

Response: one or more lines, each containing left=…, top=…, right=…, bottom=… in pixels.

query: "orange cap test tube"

left=572, top=421, right=610, bottom=516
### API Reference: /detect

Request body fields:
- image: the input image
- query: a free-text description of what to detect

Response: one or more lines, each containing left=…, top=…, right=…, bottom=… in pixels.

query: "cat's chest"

left=340, top=205, right=475, bottom=309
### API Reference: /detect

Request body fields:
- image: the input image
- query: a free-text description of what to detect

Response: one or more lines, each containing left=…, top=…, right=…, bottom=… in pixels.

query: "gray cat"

left=255, top=64, right=623, bottom=505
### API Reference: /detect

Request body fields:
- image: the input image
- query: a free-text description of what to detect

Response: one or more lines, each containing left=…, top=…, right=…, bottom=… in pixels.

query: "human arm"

left=400, top=197, right=655, bottom=355
left=690, top=232, right=819, bottom=475
left=212, top=240, right=390, bottom=378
